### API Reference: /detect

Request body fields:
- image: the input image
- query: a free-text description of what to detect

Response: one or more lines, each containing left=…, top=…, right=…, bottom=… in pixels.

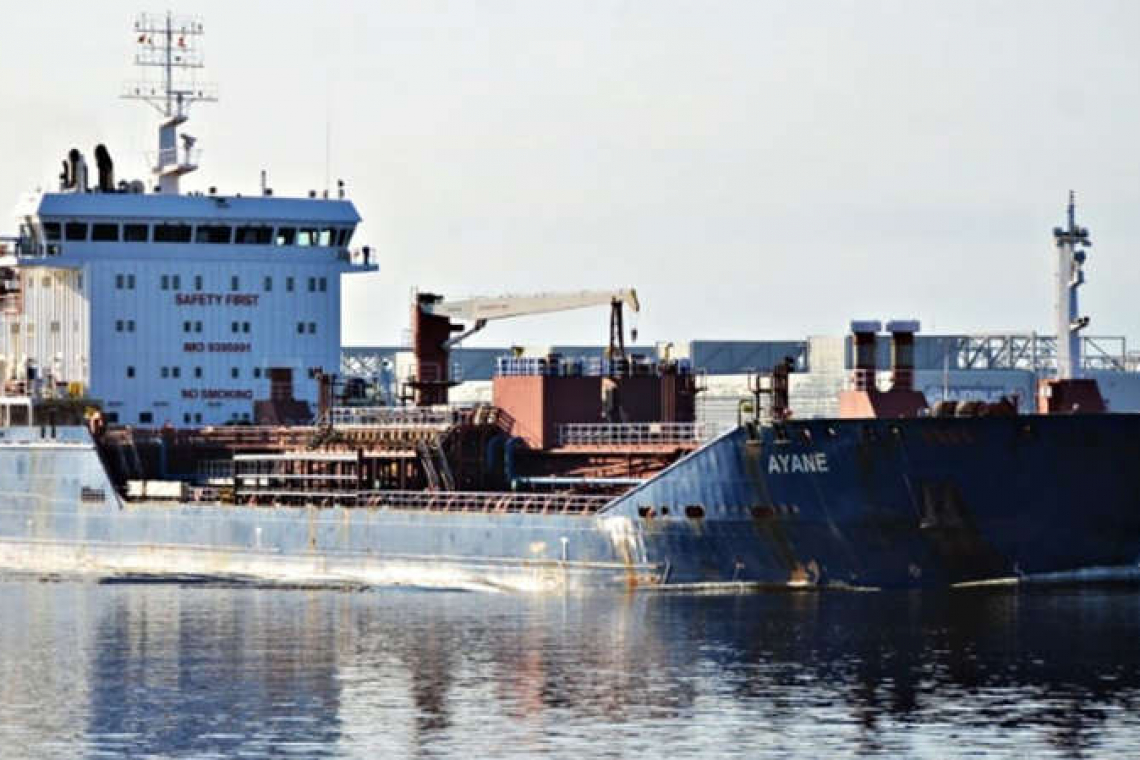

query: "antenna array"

left=122, top=12, right=217, bottom=119
left=121, top=12, right=218, bottom=194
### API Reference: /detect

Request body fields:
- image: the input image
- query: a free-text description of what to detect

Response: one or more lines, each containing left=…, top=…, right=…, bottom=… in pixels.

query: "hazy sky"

left=3, top=1, right=1139, bottom=348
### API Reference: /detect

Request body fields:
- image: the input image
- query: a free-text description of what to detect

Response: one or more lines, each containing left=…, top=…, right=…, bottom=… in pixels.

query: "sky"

left=2, top=1, right=1139, bottom=349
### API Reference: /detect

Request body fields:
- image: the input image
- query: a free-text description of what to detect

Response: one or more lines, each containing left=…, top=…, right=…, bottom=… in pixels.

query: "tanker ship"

left=1, top=14, right=1138, bottom=592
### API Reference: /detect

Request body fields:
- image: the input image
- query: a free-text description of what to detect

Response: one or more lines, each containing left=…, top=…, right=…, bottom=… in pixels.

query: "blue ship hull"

left=603, top=415, right=1140, bottom=587
left=1, top=416, right=1138, bottom=591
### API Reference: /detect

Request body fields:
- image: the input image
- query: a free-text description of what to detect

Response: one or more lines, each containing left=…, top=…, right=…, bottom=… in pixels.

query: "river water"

left=0, top=578, right=1138, bottom=758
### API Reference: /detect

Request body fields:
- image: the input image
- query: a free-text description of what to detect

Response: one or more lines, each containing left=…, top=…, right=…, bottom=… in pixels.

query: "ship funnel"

left=849, top=320, right=881, bottom=391
left=886, top=320, right=920, bottom=392
left=94, top=144, right=115, bottom=193
left=65, top=149, right=80, bottom=190
left=66, top=149, right=89, bottom=193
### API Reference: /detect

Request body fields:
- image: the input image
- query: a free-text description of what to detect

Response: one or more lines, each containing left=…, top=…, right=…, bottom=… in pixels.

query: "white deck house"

left=0, top=12, right=377, bottom=425
left=1, top=192, right=375, bottom=424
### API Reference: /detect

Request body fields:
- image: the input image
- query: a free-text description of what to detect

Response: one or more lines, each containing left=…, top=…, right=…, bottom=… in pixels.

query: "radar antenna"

left=122, top=12, right=217, bottom=194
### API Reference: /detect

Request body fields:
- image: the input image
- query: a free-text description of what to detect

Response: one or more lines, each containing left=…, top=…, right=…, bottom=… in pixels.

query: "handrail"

left=557, top=422, right=709, bottom=447
left=357, top=489, right=613, bottom=515
left=230, top=484, right=612, bottom=515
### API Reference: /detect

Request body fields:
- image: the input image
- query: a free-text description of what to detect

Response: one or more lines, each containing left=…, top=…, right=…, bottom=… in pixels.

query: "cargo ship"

left=1, top=14, right=1139, bottom=592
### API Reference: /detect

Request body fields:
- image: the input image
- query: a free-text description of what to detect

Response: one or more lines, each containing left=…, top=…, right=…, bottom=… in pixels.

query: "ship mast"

left=1052, top=191, right=1092, bottom=380
left=122, top=12, right=217, bottom=194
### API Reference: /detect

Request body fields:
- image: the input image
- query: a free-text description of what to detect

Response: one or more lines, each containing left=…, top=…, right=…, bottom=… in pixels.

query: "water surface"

left=0, top=579, right=1137, bottom=758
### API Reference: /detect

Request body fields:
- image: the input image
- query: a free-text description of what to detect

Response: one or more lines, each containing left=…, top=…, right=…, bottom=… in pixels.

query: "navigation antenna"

left=1052, top=190, right=1092, bottom=380
left=122, top=12, right=217, bottom=195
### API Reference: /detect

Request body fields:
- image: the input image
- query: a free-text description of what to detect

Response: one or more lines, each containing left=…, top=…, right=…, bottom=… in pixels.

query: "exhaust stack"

left=839, top=319, right=928, bottom=419
left=886, top=320, right=920, bottom=393
left=850, top=320, right=881, bottom=392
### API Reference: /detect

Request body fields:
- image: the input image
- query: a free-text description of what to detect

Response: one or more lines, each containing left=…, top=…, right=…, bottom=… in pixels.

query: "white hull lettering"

left=768, top=452, right=829, bottom=474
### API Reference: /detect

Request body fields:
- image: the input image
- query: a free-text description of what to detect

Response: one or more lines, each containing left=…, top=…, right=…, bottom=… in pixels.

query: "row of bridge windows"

left=41, top=221, right=354, bottom=248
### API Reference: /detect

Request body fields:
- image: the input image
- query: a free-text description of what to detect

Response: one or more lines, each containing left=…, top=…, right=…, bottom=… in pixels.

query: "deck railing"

left=557, top=422, right=709, bottom=448
left=229, top=483, right=611, bottom=515
left=327, top=406, right=459, bottom=428
left=357, top=489, right=612, bottom=515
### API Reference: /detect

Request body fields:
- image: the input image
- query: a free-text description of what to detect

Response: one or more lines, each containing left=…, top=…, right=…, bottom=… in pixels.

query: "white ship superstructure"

left=0, top=13, right=375, bottom=425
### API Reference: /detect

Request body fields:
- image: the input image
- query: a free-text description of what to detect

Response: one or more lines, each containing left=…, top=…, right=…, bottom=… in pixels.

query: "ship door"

left=268, top=367, right=294, bottom=401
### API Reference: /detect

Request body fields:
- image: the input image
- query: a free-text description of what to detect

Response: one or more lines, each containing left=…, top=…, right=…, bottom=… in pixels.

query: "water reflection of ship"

left=381, top=592, right=1140, bottom=754
left=646, top=592, right=1140, bottom=755
left=42, top=585, right=1140, bottom=755
left=86, top=585, right=344, bottom=756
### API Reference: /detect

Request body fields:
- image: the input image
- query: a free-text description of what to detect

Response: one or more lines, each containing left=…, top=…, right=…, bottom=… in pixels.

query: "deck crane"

left=409, top=288, right=640, bottom=406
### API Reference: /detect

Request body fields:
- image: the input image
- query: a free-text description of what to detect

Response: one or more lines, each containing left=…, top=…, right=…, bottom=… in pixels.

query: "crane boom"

left=410, top=287, right=641, bottom=405
left=421, top=289, right=639, bottom=323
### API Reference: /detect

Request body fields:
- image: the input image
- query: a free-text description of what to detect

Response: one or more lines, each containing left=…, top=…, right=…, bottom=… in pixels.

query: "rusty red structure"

left=839, top=320, right=930, bottom=419
left=409, top=292, right=461, bottom=406
left=491, top=358, right=699, bottom=449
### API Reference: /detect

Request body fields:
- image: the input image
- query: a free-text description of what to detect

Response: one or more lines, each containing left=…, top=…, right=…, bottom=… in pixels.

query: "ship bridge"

left=0, top=12, right=379, bottom=427
left=4, top=192, right=373, bottom=271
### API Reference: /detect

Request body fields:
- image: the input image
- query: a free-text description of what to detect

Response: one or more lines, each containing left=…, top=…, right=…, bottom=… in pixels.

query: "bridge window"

left=297, top=228, right=318, bottom=247
left=154, top=224, right=191, bottom=243
left=286, top=277, right=294, bottom=292
left=64, top=222, right=88, bottom=241
left=231, top=275, right=240, bottom=291
left=235, top=226, right=272, bottom=245
left=195, top=225, right=232, bottom=244
left=91, top=223, right=119, bottom=242
left=275, top=227, right=296, bottom=246
left=43, top=222, right=61, bottom=241
left=318, top=228, right=333, bottom=246
left=319, top=277, right=327, bottom=292
left=123, top=224, right=149, bottom=242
